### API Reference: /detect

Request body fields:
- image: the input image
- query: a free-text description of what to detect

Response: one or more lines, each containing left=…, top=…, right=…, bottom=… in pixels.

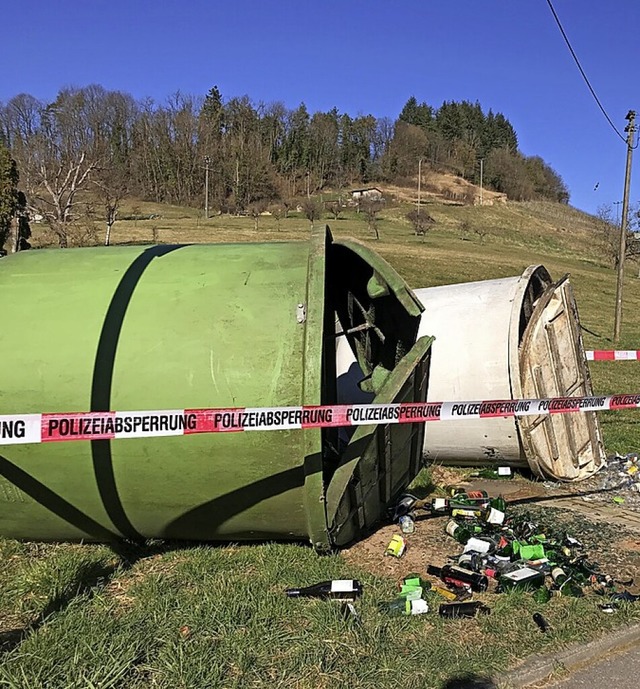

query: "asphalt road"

left=497, top=620, right=640, bottom=689
left=545, top=644, right=640, bottom=688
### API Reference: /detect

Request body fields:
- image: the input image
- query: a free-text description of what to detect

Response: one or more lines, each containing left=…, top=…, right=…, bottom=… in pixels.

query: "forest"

left=0, top=85, right=569, bottom=247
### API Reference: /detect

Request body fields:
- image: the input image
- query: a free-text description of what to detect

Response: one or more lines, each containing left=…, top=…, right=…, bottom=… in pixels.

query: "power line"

left=544, top=0, right=627, bottom=144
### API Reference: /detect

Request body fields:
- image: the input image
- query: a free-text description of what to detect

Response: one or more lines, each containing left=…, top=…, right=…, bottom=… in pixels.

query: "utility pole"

left=417, top=158, right=423, bottom=216
left=479, top=158, right=484, bottom=206
left=204, top=156, right=210, bottom=220
left=613, top=110, right=636, bottom=343
left=614, top=200, right=623, bottom=227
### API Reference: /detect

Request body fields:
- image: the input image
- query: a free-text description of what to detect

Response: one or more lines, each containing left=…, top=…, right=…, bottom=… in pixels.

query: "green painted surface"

left=0, top=229, right=431, bottom=548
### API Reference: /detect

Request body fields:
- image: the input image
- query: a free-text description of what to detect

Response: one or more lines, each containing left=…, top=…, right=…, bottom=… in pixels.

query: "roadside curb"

left=496, top=622, right=640, bottom=688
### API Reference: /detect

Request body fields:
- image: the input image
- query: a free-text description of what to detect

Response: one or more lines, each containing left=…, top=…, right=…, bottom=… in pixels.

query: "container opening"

left=517, top=267, right=552, bottom=343
left=321, top=236, right=423, bottom=487
left=328, top=241, right=420, bottom=394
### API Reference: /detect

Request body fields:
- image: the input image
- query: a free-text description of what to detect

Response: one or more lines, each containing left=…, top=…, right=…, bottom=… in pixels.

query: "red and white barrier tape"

left=586, top=351, right=640, bottom=361
left=1, top=393, right=640, bottom=446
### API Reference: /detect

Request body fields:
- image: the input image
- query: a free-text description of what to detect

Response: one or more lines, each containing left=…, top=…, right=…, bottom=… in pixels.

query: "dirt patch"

left=342, top=513, right=459, bottom=581
left=342, top=474, right=640, bottom=588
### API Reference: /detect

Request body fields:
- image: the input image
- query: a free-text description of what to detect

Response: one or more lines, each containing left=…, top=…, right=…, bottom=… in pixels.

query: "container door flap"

left=518, top=277, right=605, bottom=481
left=325, top=335, right=433, bottom=547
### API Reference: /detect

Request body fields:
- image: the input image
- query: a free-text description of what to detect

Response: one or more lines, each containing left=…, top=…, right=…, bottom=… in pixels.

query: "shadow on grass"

left=0, top=558, right=116, bottom=654
left=0, top=535, right=312, bottom=657
left=0, top=537, right=203, bottom=656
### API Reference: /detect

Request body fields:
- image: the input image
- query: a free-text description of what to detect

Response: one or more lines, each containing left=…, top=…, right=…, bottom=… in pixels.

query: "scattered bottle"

left=498, top=567, right=546, bottom=592
left=385, top=534, right=406, bottom=558
left=399, top=514, right=416, bottom=534
left=438, top=601, right=491, bottom=618
left=380, top=597, right=429, bottom=616
left=451, top=504, right=505, bottom=525
left=445, top=519, right=479, bottom=544
left=489, top=495, right=507, bottom=515
left=444, top=484, right=468, bottom=497
left=443, top=487, right=490, bottom=501
left=463, top=536, right=497, bottom=555
left=430, top=584, right=461, bottom=601
left=550, top=567, right=583, bottom=598
left=470, top=467, right=512, bottom=480
left=427, top=563, right=489, bottom=593
left=431, top=497, right=450, bottom=513
left=494, top=538, right=513, bottom=562
left=432, top=493, right=491, bottom=513
left=285, top=579, right=363, bottom=600
left=458, top=552, right=484, bottom=572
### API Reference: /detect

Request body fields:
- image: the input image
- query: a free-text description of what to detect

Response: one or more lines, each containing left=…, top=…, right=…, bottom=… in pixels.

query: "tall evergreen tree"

left=398, top=96, right=434, bottom=130
left=0, top=140, right=19, bottom=251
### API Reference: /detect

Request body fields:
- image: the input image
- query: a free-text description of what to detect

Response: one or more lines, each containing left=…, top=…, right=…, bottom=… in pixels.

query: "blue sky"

left=1, top=0, right=638, bottom=216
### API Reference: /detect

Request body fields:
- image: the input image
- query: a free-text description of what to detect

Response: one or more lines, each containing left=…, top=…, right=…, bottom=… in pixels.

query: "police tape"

left=1, top=393, right=640, bottom=446
left=586, top=351, right=640, bottom=361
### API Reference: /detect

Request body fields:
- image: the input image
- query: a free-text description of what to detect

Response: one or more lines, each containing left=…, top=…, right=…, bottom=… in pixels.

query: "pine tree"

left=0, top=140, right=19, bottom=252
left=398, top=97, right=434, bottom=130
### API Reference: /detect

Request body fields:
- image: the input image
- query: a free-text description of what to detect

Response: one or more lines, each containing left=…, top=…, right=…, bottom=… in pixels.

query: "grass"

left=4, top=194, right=640, bottom=687
left=2, top=540, right=639, bottom=689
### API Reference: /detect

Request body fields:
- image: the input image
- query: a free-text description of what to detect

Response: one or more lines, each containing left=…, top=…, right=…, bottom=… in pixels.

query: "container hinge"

left=296, top=303, right=306, bottom=323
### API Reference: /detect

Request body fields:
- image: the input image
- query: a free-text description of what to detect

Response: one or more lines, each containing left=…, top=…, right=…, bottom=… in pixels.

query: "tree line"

left=0, top=85, right=568, bottom=248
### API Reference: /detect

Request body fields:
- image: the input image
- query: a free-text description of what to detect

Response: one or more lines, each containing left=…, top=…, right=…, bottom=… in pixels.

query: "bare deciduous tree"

left=302, top=198, right=322, bottom=225
left=406, top=208, right=435, bottom=237
left=270, top=204, right=284, bottom=230
left=3, top=90, right=99, bottom=247
left=248, top=200, right=268, bottom=231
left=326, top=200, right=343, bottom=221
left=361, top=199, right=384, bottom=240
left=595, top=203, right=640, bottom=269
left=33, top=149, right=97, bottom=248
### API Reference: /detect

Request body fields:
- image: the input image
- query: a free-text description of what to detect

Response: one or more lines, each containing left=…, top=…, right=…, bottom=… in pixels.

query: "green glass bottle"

left=285, top=579, right=363, bottom=600
left=498, top=566, right=546, bottom=592
left=551, top=567, right=583, bottom=597
left=495, top=539, right=513, bottom=561
left=445, top=519, right=474, bottom=544
left=379, top=597, right=429, bottom=616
